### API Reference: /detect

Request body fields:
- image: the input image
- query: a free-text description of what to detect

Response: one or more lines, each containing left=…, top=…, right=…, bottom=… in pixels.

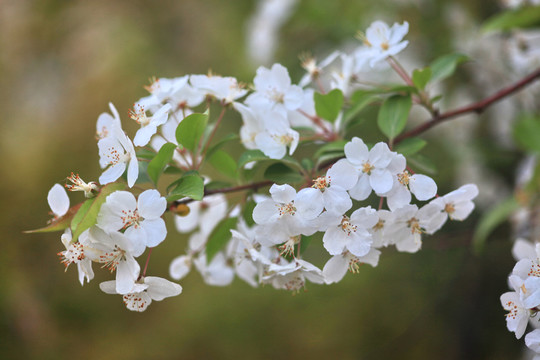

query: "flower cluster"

left=33, top=20, right=480, bottom=311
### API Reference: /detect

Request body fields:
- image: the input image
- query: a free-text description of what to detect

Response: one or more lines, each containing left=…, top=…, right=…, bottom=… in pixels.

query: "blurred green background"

left=0, top=0, right=529, bottom=359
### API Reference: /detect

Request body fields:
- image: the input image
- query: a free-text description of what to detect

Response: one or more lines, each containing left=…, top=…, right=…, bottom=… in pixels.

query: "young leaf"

left=70, top=183, right=126, bottom=241
left=147, top=143, right=177, bottom=184
left=175, top=112, right=208, bottom=152
left=263, top=163, right=304, bottom=184
left=205, top=133, right=239, bottom=159
left=237, top=150, right=269, bottom=169
left=343, top=93, right=378, bottom=125
left=206, top=217, right=238, bottom=263
left=377, top=94, right=412, bottom=140
left=430, top=53, right=469, bottom=83
left=25, top=203, right=82, bottom=234
left=482, top=6, right=540, bottom=32
left=394, top=137, right=427, bottom=156
left=412, top=67, right=432, bottom=90
left=513, top=114, right=540, bottom=153
left=242, top=200, right=257, bottom=226
left=167, top=173, right=205, bottom=201
left=314, top=89, right=344, bottom=123
left=208, top=149, right=238, bottom=179
left=473, top=197, right=520, bottom=254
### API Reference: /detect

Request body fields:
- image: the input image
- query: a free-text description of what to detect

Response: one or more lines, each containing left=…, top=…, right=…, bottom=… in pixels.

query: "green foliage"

left=377, top=94, right=412, bottom=141
left=175, top=112, right=209, bottom=152
left=394, top=137, right=427, bottom=156
left=205, top=133, right=239, bottom=158
left=407, top=154, right=437, bottom=175
left=264, top=163, right=304, bottom=184
left=208, top=149, right=238, bottom=179
left=70, top=183, right=126, bottom=241
left=206, top=217, right=238, bottom=262
left=25, top=204, right=82, bottom=234
left=237, top=149, right=269, bottom=169
left=483, top=5, right=540, bottom=32
left=167, top=172, right=205, bottom=201
left=343, top=91, right=378, bottom=126
left=473, top=196, right=520, bottom=254
left=314, top=89, right=344, bottom=123
left=242, top=200, right=257, bottom=226
left=429, top=53, right=469, bottom=83
left=513, top=114, right=540, bottom=153
left=147, top=142, right=177, bottom=184
left=412, top=67, right=432, bottom=90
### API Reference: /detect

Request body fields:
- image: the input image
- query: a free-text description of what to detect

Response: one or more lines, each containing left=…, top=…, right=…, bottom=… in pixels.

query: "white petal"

left=410, top=174, right=437, bottom=201
left=169, top=255, right=192, bottom=280
left=369, top=169, right=393, bottom=194
left=145, top=276, right=183, bottom=301
left=323, top=255, right=348, bottom=284
left=296, top=188, right=324, bottom=220
left=349, top=174, right=372, bottom=201
left=48, top=184, right=70, bottom=217
left=142, top=218, right=167, bottom=247
left=115, top=256, right=140, bottom=295
left=327, top=159, right=358, bottom=190
left=99, top=162, right=126, bottom=185
left=138, top=189, right=166, bottom=219
left=127, top=157, right=139, bottom=188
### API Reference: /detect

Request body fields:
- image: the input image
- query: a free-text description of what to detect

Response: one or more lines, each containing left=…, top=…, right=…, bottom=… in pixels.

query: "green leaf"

left=147, top=143, right=177, bottom=184
left=513, top=114, right=540, bottom=153
left=394, top=137, right=427, bottom=156
left=175, top=112, right=208, bottom=152
left=315, top=152, right=346, bottom=168
left=407, top=154, right=437, bottom=175
left=343, top=93, right=378, bottom=125
left=412, top=67, right=432, bottom=90
left=314, top=140, right=348, bottom=159
left=242, top=200, right=256, bottom=226
left=314, top=89, right=344, bottom=123
left=430, top=53, right=469, bottom=83
left=70, top=183, right=126, bottom=241
left=482, top=6, right=540, bottom=32
left=377, top=94, right=412, bottom=140
left=301, top=158, right=313, bottom=172
left=237, top=150, right=269, bottom=169
left=206, top=217, right=238, bottom=262
left=208, top=149, right=238, bottom=179
left=205, top=133, right=239, bottom=159
left=25, top=203, right=83, bottom=234
left=167, top=173, right=205, bottom=201
left=473, top=197, right=520, bottom=254
left=136, top=148, right=157, bottom=160
left=263, top=163, right=304, bottom=184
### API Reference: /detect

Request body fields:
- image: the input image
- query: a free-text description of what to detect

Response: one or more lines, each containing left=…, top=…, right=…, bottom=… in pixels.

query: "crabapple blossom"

left=344, top=137, right=396, bottom=200
left=100, top=276, right=182, bottom=312
left=174, top=194, right=228, bottom=235
left=359, top=20, right=409, bottom=67
left=96, top=102, right=122, bottom=140
left=97, top=117, right=138, bottom=188
left=130, top=103, right=171, bottom=147
left=501, top=291, right=531, bottom=339
left=323, top=248, right=381, bottom=284
left=526, top=329, right=540, bottom=354
left=427, top=184, right=479, bottom=232
left=262, top=258, right=325, bottom=291
left=193, top=252, right=235, bottom=286
left=246, top=63, right=304, bottom=114
left=190, top=74, right=248, bottom=104
left=57, top=229, right=94, bottom=285
left=97, top=189, right=167, bottom=248
left=65, top=173, right=98, bottom=198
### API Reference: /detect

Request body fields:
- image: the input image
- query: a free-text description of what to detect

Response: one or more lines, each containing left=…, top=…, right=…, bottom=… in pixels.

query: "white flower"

left=322, top=207, right=378, bottom=257
left=100, top=276, right=182, bottom=312
left=323, top=248, right=381, bottom=284
left=193, top=252, right=235, bottom=286
left=252, top=184, right=323, bottom=244
left=526, top=329, right=540, bottom=354
left=81, top=227, right=143, bottom=294
left=190, top=74, right=247, bottom=104
left=174, top=194, right=228, bottom=235
left=169, top=254, right=193, bottom=281
left=501, top=291, right=531, bottom=339
left=65, top=173, right=98, bottom=198
left=47, top=183, right=70, bottom=219
left=130, top=103, right=171, bottom=147
left=57, top=228, right=95, bottom=285
left=262, top=258, right=325, bottom=292
left=97, top=119, right=139, bottom=188
left=427, top=184, right=478, bottom=232
left=96, top=102, right=122, bottom=140
left=299, top=51, right=340, bottom=87
left=97, top=189, right=167, bottom=248
left=344, top=138, right=395, bottom=200
left=246, top=63, right=304, bottom=114
left=360, top=21, right=409, bottom=67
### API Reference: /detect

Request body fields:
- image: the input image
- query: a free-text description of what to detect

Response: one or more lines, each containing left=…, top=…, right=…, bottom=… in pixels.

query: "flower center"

left=278, top=236, right=300, bottom=257
left=123, top=292, right=150, bottom=311
left=340, top=216, right=357, bottom=236
left=144, top=76, right=160, bottom=94
left=362, top=162, right=374, bottom=174
left=528, top=263, right=540, bottom=278
left=57, top=242, right=85, bottom=268
left=120, top=208, right=142, bottom=230
left=278, top=202, right=296, bottom=217
left=129, top=104, right=150, bottom=126
left=99, top=246, right=126, bottom=272
left=406, top=217, right=422, bottom=234
left=65, top=172, right=98, bottom=197
left=373, top=219, right=385, bottom=231
left=444, top=203, right=455, bottom=214
left=504, top=300, right=519, bottom=320
left=398, top=171, right=411, bottom=186
left=269, top=89, right=285, bottom=104
left=312, top=176, right=330, bottom=191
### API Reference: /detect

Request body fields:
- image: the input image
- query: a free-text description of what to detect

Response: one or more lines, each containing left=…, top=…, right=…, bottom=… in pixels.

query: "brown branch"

left=394, top=67, right=540, bottom=145
left=171, top=180, right=273, bottom=207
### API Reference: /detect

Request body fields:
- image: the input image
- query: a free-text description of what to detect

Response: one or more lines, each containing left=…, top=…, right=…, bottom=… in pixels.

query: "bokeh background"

left=0, top=0, right=534, bottom=359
